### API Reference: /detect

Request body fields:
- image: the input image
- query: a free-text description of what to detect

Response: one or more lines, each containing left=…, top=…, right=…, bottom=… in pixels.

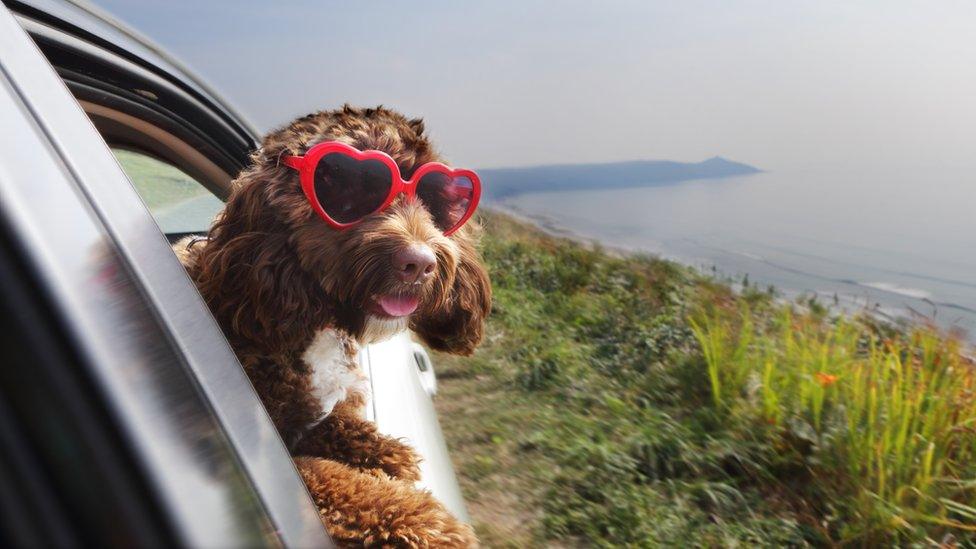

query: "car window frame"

left=0, top=4, right=331, bottom=547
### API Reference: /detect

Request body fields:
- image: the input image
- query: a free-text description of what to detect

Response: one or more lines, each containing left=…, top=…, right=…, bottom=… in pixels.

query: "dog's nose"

left=393, top=245, right=437, bottom=284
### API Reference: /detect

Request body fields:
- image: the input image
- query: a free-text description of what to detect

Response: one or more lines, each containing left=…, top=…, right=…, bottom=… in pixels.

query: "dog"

left=176, top=105, right=491, bottom=547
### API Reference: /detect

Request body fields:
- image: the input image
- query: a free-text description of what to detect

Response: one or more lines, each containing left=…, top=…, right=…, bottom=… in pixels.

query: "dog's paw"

left=374, top=436, right=422, bottom=482
left=294, top=410, right=423, bottom=481
left=297, top=457, right=478, bottom=548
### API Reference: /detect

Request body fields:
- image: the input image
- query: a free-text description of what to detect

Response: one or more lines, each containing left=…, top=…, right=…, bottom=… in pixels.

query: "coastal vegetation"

left=434, top=211, right=976, bottom=547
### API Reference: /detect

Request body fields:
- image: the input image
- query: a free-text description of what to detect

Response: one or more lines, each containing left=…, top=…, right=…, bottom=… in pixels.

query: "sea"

left=494, top=163, right=976, bottom=342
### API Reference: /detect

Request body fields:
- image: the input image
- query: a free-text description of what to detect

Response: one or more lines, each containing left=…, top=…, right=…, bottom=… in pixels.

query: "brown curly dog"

left=176, top=105, right=491, bottom=547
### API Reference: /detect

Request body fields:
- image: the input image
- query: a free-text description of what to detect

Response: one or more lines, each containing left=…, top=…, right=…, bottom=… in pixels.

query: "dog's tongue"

left=378, top=295, right=420, bottom=317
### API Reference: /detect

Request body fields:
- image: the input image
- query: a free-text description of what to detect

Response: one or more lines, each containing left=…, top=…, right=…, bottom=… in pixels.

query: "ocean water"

left=496, top=164, right=976, bottom=341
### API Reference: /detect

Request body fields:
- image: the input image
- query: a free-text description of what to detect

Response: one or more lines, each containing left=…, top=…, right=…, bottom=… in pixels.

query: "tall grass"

left=691, top=305, right=976, bottom=543
left=436, top=212, right=976, bottom=546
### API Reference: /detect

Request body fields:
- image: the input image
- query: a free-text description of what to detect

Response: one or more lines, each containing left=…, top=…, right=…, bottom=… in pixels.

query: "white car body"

left=364, top=334, right=469, bottom=521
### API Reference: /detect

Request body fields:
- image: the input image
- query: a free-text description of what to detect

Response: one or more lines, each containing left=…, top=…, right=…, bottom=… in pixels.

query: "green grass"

left=691, top=305, right=976, bottom=544
left=113, top=148, right=208, bottom=210
left=434, top=211, right=976, bottom=547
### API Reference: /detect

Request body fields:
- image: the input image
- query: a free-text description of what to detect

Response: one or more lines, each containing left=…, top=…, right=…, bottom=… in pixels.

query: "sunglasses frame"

left=283, top=141, right=481, bottom=236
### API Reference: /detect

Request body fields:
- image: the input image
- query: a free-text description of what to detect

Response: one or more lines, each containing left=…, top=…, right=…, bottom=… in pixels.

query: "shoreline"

left=485, top=202, right=671, bottom=261
left=484, top=203, right=976, bottom=351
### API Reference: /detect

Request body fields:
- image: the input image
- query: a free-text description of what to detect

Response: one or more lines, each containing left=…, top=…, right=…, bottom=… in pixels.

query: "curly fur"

left=178, top=105, right=490, bottom=547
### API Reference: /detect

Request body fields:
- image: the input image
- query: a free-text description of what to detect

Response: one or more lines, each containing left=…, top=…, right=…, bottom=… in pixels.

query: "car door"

left=0, top=3, right=330, bottom=547
left=363, top=336, right=471, bottom=521
left=7, top=0, right=472, bottom=524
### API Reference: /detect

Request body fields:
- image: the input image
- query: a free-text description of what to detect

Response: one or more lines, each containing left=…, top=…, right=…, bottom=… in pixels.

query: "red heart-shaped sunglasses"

left=283, top=141, right=481, bottom=236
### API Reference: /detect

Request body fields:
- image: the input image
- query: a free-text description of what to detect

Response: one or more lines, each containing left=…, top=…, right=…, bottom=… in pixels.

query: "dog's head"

left=193, top=105, right=490, bottom=355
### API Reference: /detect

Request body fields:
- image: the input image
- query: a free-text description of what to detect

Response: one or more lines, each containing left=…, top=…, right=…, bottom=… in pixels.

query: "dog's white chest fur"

left=301, top=329, right=370, bottom=419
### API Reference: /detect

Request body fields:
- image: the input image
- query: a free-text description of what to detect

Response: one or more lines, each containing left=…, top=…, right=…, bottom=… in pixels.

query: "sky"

left=94, top=1, right=976, bottom=171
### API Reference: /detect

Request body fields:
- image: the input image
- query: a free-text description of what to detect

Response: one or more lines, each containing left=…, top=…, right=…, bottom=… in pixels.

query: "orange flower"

left=815, top=372, right=839, bottom=387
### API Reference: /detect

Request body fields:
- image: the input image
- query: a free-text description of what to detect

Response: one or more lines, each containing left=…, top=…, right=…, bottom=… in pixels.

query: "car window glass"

left=113, top=148, right=223, bottom=234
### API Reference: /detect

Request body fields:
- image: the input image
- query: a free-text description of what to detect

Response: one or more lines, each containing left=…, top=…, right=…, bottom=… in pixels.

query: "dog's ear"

left=411, top=235, right=491, bottom=356
left=191, top=168, right=326, bottom=351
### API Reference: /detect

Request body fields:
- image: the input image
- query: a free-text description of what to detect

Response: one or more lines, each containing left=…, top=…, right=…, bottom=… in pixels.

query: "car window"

left=113, top=148, right=223, bottom=234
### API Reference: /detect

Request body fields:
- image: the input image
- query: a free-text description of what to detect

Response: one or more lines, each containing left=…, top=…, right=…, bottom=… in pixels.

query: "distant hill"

left=479, top=156, right=761, bottom=200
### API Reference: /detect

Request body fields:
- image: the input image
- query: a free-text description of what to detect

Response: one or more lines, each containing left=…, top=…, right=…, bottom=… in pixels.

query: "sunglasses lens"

left=313, top=152, right=392, bottom=224
left=416, top=171, right=474, bottom=232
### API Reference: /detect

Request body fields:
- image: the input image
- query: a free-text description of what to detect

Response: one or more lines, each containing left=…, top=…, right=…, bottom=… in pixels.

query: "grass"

left=113, top=148, right=208, bottom=210
left=434, top=210, right=976, bottom=547
left=691, top=305, right=976, bottom=544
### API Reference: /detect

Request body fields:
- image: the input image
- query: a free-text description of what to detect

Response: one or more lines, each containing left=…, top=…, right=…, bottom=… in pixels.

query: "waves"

left=695, top=243, right=976, bottom=321
left=860, top=282, right=932, bottom=300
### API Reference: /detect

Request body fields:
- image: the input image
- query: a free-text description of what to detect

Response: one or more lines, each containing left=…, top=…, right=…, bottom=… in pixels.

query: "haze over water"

left=499, top=162, right=976, bottom=340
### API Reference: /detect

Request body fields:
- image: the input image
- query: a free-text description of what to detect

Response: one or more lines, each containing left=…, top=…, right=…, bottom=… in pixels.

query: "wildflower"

left=815, top=372, right=839, bottom=387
